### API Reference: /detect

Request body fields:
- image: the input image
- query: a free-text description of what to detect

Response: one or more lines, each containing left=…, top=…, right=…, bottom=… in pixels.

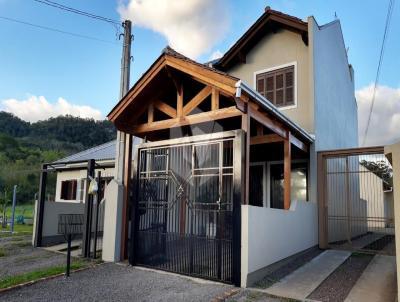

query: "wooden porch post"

left=242, top=112, right=250, bottom=205
left=284, top=132, right=291, bottom=210
left=121, top=133, right=132, bottom=259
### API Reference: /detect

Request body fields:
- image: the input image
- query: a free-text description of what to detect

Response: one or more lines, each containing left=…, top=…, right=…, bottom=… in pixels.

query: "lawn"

left=0, top=234, right=98, bottom=290
left=0, top=224, right=33, bottom=237
left=0, top=260, right=90, bottom=289
left=4, top=204, right=34, bottom=219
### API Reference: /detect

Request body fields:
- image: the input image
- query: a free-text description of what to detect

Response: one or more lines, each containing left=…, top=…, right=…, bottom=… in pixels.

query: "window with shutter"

left=60, top=180, right=78, bottom=200
left=256, top=65, right=295, bottom=108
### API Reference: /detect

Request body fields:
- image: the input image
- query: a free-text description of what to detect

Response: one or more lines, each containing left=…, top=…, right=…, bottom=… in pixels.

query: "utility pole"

left=115, top=20, right=132, bottom=183
left=103, top=20, right=132, bottom=262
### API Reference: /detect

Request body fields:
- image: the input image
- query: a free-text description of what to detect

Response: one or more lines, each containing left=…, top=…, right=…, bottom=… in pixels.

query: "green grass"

left=0, top=260, right=91, bottom=289
left=0, top=247, right=6, bottom=257
left=4, top=204, right=34, bottom=218
left=0, top=224, right=33, bottom=237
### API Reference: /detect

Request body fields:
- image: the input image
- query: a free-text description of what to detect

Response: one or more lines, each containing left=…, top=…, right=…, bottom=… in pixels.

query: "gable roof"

left=107, top=46, right=313, bottom=143
left=107, top=46, right=240, bottom=124
left=54, top=137, right=141, bottom=164
left=214, top=7, right=308, bottom=70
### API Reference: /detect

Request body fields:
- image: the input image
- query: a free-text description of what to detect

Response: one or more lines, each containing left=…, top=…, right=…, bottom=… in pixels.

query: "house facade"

left=33, top=8, right=359, bottom=287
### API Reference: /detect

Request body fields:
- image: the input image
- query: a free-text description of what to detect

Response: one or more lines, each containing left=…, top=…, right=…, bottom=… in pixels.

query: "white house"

left=34, top=8, right=361, bottom=287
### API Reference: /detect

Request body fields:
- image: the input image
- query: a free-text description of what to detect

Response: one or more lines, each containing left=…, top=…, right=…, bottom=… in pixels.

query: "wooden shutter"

left=69, top=180, right=77, bottom=200
left=266, top=75, right=274, bottom=103
left=257, top=77, right=265, bottom=97
left=256, top=65, right=295, bottom=107
left=284, top=68, right=294, bottom=106
left=61, top=181, right=68, bottom=199
left=61, top=180, right=77, bottom=200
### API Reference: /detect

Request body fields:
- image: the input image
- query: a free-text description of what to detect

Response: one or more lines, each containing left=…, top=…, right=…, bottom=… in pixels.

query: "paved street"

left=0, top=263, right=233, bottom=302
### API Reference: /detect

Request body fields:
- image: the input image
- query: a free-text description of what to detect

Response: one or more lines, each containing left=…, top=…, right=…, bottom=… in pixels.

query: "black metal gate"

left=131, top=133, right=242, bottom=284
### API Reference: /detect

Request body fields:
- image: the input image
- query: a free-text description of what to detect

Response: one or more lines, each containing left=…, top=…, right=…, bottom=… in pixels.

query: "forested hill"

left=0, top=112, right=116, bottom=204
left=0, top=112, right=116, bottom=154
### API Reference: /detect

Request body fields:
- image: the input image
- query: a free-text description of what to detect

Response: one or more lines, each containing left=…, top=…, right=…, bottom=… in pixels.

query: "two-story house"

left=33, top=7, right=358, bottom=287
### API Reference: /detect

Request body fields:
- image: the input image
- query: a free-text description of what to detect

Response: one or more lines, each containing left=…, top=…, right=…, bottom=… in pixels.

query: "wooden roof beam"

left=130, top=106, right=242, bottom=134
left=290, top=132, right=308, bottom=152
left=154, top=100, right=177, bottom=118
left=250, top=134, right=283, bottom=145
left=248, top=105, right=287, bottom=138
left=183, top=86, right=212, bottom=116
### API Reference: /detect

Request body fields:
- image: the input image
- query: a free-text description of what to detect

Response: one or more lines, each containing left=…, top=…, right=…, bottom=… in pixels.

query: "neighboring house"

left=34, top=8, right=359, bottom=287
left=53, top=140, right=118, bottom=203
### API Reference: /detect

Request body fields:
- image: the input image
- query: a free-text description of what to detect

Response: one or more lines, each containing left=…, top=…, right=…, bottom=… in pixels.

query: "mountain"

left=0, top=112, right=117, bottom=204
left=0, top=112, right=116, bottom=154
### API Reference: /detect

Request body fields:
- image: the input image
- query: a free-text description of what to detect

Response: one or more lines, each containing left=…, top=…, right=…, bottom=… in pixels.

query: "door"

left=133, top=137, right=236, bottom=283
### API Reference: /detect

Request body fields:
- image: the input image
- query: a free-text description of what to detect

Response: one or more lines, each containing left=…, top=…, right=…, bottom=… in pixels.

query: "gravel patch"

left=362, top=235, right=394, bottom=252
left=255, top=248, right=323, bottom=288
left=0, top=263, right=234, bottom=302
left=307, top=253, right=374, bottom=302
left=0, top=235, right=66, bottom=278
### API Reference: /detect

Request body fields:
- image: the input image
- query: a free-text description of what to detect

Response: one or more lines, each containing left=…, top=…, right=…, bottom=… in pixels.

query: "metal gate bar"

left=318, top=147, right=395, bottom=255
left=129, top=131, right=243, bottom=285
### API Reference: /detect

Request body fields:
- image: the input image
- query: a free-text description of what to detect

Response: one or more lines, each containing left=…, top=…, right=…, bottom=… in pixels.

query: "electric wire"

left=362, top=0, right=395, bottom=146
left=32, top=0, right=121, bottom=25
left=0, top=16, right=119, bottom=45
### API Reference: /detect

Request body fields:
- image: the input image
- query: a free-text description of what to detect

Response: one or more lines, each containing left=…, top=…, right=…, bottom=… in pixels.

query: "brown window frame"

left=256, top=65, right=295, bottom=108
left=60, top=179, right=77, bottom=200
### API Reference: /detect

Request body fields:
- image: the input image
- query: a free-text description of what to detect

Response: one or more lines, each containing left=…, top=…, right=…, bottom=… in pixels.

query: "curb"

left=0, top=262, right=104, bottom=295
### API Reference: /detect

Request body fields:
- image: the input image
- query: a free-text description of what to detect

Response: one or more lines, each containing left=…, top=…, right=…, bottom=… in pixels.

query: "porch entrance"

left=318, top=147, right=395, bottom=255
left=131, top=132, right=242, bottom=284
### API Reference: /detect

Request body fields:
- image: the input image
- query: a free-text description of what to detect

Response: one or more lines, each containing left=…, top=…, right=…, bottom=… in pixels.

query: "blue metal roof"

left=54, top=137, right=141, bottom=163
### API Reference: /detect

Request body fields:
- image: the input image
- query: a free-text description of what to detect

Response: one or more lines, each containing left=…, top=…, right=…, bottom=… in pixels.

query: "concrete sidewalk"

left=345, top=255, right=397, bottom=302
left=264, top=250, right=351, bottom=300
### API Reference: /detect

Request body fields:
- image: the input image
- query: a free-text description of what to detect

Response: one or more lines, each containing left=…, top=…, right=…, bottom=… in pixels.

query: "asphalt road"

left=1, top=263, right=233, bottom=302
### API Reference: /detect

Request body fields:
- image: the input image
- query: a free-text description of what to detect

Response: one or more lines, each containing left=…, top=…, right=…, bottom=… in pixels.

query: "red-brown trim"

left=215, top=9, right=308, bottom=70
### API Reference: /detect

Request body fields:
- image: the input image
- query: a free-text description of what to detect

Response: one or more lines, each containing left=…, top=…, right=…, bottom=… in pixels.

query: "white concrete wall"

left=227, top=29, right=313, bottom=133
left=384, top=142, right=400, bottom=301
left=41, top=201, right=85, bottom=238
left=55, top=166, right=114, bottom=202
left=308, top=17, right=358, bottom=205
left=310, top=18, right=358, bottom=152
left=102, top=179, right=124, bottom=262
left=241, top=201, right=318, bottom=286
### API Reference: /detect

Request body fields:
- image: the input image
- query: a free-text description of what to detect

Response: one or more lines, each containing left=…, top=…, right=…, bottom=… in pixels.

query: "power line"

left=362, top=0, right=395, bottom=146
left=0, top=16, right=119, bottom=45
left=32, top=0, right=121, bottom=25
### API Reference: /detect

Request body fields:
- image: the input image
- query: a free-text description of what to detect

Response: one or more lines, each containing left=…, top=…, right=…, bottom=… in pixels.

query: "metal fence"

left=319, top=147, right=395, bottom=255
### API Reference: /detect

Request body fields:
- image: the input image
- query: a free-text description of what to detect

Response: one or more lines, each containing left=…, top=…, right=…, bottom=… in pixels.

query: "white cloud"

left=118, top=0, right=230, bottom=59
left=209, top=50, right=223, bottom=61
left=1, top=95, right=103, bottom=122
left=357, top=84, right=400, bottom=146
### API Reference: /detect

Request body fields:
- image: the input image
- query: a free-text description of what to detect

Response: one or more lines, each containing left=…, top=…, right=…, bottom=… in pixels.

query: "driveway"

left=0, top=263, right=234, bottom=302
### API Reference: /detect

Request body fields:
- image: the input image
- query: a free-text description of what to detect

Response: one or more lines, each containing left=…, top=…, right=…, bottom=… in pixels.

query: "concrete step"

left=43, top=240, right=81, bottom=252
left=265, top=250, right=351, bottom=300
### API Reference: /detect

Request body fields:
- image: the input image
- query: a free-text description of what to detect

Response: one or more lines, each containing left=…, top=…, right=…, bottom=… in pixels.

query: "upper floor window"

left=256, top=65, right=295, bottom=108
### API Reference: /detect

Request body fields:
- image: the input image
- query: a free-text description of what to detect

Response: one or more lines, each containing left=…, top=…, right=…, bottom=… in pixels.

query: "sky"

left=0, top=0, right=399, bottom=146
